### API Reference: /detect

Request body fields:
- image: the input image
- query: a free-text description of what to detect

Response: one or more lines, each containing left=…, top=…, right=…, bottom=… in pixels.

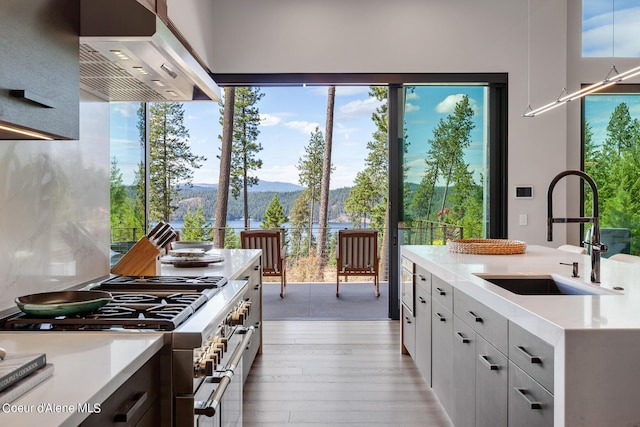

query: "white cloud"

left=112, top=103, right=139, bottom=118
left=583, top=6, right=640, bottom=56
left=435, top=94, right=479, bottom=114
left=258, top=163, right=300, bottom=184
left=405, top=103, right=420, bottom=113
left=285, top=121, right=321, bottom=135
left=406, top=91, right=420, bottom=101
left=338, top=97, right=384, bottom=120
left=260, top=113, right=281, bottom=126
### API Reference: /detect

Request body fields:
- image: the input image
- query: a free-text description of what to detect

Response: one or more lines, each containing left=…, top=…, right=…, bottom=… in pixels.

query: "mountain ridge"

left=190, top=180, right=304, bottom=193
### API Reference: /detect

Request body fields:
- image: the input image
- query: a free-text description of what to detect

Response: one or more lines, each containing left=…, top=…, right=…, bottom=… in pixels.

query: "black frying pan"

left=15, top=290, right=113, bottom=316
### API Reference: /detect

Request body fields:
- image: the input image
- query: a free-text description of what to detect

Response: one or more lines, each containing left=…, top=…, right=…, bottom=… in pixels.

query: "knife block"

left=111, top=236, right=161, bottom=276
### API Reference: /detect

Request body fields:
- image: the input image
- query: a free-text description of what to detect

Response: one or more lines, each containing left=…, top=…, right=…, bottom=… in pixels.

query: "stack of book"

left=0, top=352, right=54, bottom=405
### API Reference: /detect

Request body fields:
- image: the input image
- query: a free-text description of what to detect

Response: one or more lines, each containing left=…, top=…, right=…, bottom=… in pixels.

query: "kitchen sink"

left=473, top=273, right=620, bottom=296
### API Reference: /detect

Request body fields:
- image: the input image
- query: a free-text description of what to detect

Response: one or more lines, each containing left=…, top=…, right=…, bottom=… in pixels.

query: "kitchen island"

left=402, top=244, right=640, bottom=427
left=0, top=248, right=262, bottom=426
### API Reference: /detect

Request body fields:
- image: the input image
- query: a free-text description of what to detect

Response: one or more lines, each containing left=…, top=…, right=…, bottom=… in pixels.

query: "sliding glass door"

left=388, top=79, right=507, bottom=319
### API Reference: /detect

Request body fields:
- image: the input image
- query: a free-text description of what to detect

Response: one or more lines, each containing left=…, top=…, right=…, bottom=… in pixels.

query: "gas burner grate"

left=100, top=275, right=227, bottom=291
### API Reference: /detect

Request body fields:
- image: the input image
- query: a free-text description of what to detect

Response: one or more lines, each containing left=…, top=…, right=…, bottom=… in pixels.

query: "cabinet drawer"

left=454, top=290, right=508, bottom=355
left=509, top=322, right=554, bottom=393
left=415, top=280, right=430, bottom=309
left=80, top=350, right=161, bottom=426
left=432, top=275, right=453, bottom=311
left=415, top=265, right=431, bottom=294
left=509, top=362, right=554, bottom=427
left=476, top=336, right=508, bottom=427
left=402, top=306, right=416, bottom=357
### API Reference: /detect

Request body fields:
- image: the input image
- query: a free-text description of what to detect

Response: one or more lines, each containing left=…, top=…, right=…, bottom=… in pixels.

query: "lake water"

left=171, top=219, right=353, bottom=235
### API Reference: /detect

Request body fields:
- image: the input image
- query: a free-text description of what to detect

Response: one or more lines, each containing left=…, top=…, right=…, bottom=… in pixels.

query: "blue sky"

left=111, top=86, right=488, bottom=189
left=403, top=86, right=487, bottom=185
left=111, top=86, right=383, bottom=189
left=583, top=0, right=640, bottom=57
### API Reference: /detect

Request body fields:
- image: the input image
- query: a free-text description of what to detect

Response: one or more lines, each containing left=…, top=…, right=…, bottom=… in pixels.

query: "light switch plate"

left=519, top=214, right=528, bottom=226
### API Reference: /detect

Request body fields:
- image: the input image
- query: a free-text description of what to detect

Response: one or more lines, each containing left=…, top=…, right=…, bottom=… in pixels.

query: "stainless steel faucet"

left=547, top=170, right=607, bottom=283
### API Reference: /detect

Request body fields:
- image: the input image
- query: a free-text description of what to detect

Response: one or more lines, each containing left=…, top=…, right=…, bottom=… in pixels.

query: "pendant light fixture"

left=523, top=0, right=640, bottom=117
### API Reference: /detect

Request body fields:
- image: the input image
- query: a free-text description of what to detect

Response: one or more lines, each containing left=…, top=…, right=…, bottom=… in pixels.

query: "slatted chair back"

left=336, top=229, right=380, bottom=297
left=241, top=229, right=287, bottom=298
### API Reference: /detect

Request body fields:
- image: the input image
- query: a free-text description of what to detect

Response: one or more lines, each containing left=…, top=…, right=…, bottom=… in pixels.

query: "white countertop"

left=0, top=332, right=165, bottom=426
left=402, top=245, right=640, bottom=344
left=159, top=248, right=261, bottom=280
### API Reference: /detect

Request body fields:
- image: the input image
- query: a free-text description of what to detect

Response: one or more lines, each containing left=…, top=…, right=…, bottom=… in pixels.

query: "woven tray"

left=448, top=239, right=527, bottom=255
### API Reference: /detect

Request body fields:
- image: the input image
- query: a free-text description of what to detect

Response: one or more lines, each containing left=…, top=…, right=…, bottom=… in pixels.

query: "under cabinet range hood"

left=79, top=0, right=220, bottom=102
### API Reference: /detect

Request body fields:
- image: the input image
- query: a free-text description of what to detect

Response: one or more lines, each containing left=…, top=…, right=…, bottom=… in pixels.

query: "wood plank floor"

left=243, top=320, right=453, bottom=426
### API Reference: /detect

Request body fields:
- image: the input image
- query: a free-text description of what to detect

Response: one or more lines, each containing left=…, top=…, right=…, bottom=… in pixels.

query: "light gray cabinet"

left=476, top=335, right=508, bottom=427
left=454, top=290, right=509, bottom=427
left=403, top=259, right=555, bottom=427
left=509, top=321, right=554, bottom=393
left=508, top=322, right=554, bottom=427
left=431, top=298, right=453, bottom=415
left=414, top=271, right=431, bottom=384
left=402, top=308, right=416, bottom=358
left=401, top=257, right=416, bottom=357
left=0, top=1, right=79, bottom=140
left=509, top=361, right=554, bottom=427
left=452, top=316, right=476, bottom=427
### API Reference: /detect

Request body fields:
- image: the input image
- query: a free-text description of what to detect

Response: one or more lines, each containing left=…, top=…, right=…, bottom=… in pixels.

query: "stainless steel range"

left=0, top=274, right=257, bottom=427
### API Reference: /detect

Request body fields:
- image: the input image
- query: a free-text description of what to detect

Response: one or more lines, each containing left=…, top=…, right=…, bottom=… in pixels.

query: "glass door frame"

left=388, top=75, right=508, bottom=319
left=213, top=73, right=509, bottom=319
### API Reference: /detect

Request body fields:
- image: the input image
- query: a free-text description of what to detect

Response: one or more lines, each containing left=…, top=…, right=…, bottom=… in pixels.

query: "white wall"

left=0, top=92, right=110, bottom=312
left=172, top=0, right=563, bottom=245
left=172, top=0, right=639, bottom=246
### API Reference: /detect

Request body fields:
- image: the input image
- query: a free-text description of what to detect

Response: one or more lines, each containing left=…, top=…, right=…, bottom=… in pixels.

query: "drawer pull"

left=243, top=276, right=250, bottom=280
left=467, top=311, right=483, bottom=323
left=254, top=284, right=260, bottom=290
left=418, top=296, right=427, bottom=304
left=456, top=332, right=471, bottom=343
left=254, top=265, right=260, bottom=270
left=479, top=355, right=499, bottom=370
left=436, top=287, right=446, bottom=296
left=114, top=391, right=148, bottom=422
left=418, top=274, right=427, bottom=281
left=514, top=388, right=543, bottom=410
left=515, top=345, right=542, bottom=364
left=436, top=313, right=446, bottom=322
left=405, top=316, right=412, bottom=324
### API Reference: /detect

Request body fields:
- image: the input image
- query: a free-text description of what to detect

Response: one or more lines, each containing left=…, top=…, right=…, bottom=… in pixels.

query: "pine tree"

left=214, top=87, right=236, bottom=247
left=145, top=102, right=205, bottom=223
left=289, top=190, right=311, bottom=259
left=317, top=86, right=336, bottom=262
left=181, top=206, right=212, bottom=241
left=297, top=126, right=326, bottom=252
left=261, top=194, right=287, bottom=229
left=228, top=87, right=264, bottom=229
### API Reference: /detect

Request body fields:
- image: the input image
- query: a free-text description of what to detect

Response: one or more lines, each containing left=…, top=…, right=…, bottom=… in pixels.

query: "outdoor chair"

left=241, top=229, right=287, bottom=298
left=336, top=229, right=380, bottom=298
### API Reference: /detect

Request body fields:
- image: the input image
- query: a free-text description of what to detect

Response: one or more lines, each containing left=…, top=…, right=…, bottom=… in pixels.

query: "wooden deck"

left=243, top=320, right=453, bottom=426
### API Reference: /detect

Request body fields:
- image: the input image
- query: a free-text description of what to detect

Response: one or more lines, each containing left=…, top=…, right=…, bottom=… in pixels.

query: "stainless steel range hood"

left=79, top=0, right=220, bottom=102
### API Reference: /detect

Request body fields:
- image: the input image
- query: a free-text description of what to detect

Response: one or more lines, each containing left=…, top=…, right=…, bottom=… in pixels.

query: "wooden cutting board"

left=111, top=236, right=161, bottom=276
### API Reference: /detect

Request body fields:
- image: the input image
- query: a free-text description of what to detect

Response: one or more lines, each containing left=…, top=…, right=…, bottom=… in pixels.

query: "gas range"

left=0, top=275, right=228, bottom=331
left=0, top=274, right=253, bottom=427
